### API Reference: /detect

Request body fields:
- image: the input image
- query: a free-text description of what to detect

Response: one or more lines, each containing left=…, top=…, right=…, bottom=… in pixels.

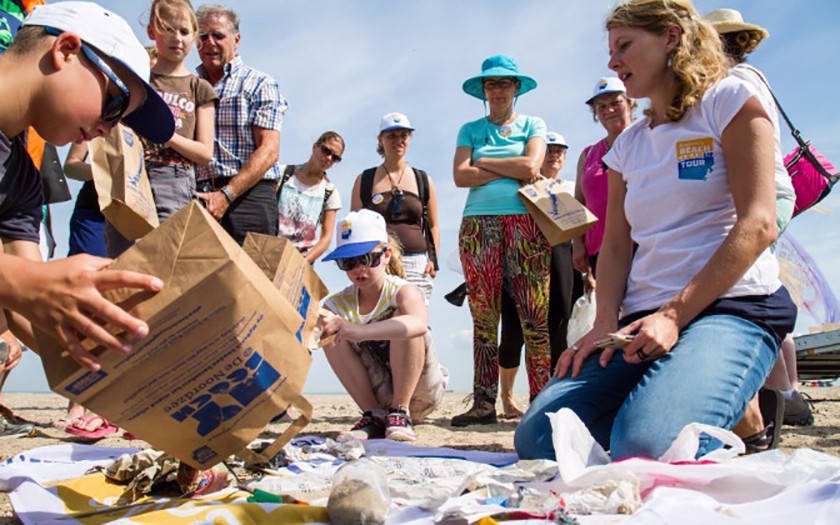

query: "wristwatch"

left=220, top=185, right=236, bottom=203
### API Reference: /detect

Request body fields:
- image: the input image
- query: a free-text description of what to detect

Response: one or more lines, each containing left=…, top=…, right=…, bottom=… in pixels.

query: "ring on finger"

left=636, top=348, right=650, bottom=360
left=569, top=344, right=579, bottom=353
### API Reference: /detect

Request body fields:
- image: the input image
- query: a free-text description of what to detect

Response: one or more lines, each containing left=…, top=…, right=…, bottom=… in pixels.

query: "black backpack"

left=276, top=164, right=335, bottom=224
left=360, top=167, right=438, bottom=271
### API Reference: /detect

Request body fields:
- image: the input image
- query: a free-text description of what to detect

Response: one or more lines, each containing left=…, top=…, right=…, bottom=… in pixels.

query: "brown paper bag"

left=519, top=177, right=598, bottom=245
left=242, top=233, right=329, bottom=347
left=90, top=124, right=159, bottom=240
left=36, top=201, right=311, bottom=469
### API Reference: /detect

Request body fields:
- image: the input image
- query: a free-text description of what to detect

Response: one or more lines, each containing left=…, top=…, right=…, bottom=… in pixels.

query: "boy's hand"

left=5, top=254, right=163, bottom=371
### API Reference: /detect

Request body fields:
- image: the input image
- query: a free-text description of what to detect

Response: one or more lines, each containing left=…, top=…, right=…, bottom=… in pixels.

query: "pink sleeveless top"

left=581, top=139, right=609, bottom=256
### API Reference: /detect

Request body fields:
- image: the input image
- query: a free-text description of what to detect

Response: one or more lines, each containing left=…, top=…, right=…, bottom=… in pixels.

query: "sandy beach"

left=0, top=388, right=837, bottom=523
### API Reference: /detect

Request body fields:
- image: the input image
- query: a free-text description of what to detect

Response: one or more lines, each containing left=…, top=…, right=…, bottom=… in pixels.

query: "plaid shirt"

left=196, top=56, right=288, bottom=182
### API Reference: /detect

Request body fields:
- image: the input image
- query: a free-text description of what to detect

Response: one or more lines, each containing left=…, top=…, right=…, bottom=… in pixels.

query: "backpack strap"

left=319, top=179, right=335, bottom=224
left=360, top=168, right=377, bottom=209
left=413, top=168, right=439, bottom=271
left=275, top=164, right=296, bottom=195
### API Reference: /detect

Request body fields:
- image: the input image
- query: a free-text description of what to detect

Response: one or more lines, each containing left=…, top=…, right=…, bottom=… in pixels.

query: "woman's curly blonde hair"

left=606, top=0, right=727, bottom=122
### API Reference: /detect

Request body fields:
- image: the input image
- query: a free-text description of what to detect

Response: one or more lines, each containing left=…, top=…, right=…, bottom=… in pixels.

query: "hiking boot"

left=340, top=411, right=386, bottom=441
left=385, top=407, right=416, bottom=442
left=0, top=416, right=35, bottom=439
left=450, top=393, right=497, bottom=427
left=783, top=390, right=815, bottom=426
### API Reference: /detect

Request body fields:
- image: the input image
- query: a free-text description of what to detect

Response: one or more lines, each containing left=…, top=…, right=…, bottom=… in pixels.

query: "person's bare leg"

left=323, top=340, right=380, bottom=412
left=499, top=366, right=523, bottom=419
left=765, top=336, right=795, bottom=392
left=733, top=396, right=763, bottom=438
left=389, top=336, right=424, bottom=409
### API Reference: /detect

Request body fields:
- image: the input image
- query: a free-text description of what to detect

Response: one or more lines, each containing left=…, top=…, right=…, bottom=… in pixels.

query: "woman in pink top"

left=572, top=78, right=636, bottom=286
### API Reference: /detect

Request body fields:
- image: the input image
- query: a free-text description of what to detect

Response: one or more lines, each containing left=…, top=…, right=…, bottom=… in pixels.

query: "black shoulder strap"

left=318, top=178, right=334, bottom=224
left=276, top=164, right=296, bottom=195
left=414, top=168, right=429, bottom=206
left=360, top=168, right=377, bottom=209
left=742, top=64, right=805, bottom=148
left=412, top=168, right=438, bottom=271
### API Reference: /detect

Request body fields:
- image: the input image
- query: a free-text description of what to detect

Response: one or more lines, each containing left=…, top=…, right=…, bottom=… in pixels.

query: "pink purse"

left=752, top=66, right=839, bottom=216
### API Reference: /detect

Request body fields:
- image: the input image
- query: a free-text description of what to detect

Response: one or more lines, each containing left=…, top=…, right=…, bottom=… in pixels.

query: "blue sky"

left=7, top=0, right=840, bottom=394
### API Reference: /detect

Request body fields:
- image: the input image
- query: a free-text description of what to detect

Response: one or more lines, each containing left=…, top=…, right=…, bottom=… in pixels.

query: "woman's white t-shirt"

left=603, top=76, right=781, bottom=316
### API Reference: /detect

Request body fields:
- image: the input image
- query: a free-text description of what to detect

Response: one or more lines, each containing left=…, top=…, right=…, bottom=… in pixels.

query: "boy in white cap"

left=0, top=2, right=175, bottom=370
left=319, top=209, right=445, bottom=441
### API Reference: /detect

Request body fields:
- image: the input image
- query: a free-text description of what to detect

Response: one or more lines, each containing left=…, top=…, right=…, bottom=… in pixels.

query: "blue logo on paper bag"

left=295, top=288, right=312, bottom=343
left=677, top=138, right=714, bottom=180
left=192, top=446, right=218, bottom=465
left=122, top=129, right=135, bottom=147
left=65, top=370, right=108, bottom=396
left=169, top=351, right=281, bottom=437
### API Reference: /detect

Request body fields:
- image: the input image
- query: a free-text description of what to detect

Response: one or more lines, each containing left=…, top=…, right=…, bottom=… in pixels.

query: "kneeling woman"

left=320, top=210, right=445, bottom=442
left=515, top=0, right=796, bottom=461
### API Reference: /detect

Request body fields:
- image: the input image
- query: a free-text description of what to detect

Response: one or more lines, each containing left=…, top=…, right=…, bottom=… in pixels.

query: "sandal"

left=64, top=415, right=119, bottom=441
left=757, top=388, right=784, bottom=449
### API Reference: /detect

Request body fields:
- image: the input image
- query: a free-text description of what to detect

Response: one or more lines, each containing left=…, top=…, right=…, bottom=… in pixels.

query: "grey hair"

left=195, top=4, right=240, bottom=33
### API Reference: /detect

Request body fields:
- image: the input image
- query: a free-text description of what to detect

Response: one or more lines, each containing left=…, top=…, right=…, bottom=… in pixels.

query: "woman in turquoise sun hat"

left=451, top=54, right=550, bottom=427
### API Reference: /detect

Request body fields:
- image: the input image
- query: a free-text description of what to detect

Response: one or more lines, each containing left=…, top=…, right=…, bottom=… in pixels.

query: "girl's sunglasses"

left=45, top=27, right=131, bottom=127
left=336, top=249, right=386, bottom=271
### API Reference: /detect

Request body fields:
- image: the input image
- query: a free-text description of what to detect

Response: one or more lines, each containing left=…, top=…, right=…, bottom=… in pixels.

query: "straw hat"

left=462, top=55, right=537, bottom=100
left=705, top=8, right=769, bottom=40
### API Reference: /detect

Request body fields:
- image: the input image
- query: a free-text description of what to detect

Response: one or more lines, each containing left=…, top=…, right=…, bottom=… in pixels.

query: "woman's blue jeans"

left=514, top=314, right=779, bottom=460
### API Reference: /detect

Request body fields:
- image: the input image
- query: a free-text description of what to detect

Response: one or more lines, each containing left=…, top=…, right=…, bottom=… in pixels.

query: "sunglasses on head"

left=335, top=248, right=387, bottom=271
left=319, top=144, right=342, bottom=163
left=45, top=27, right=132, bottom=127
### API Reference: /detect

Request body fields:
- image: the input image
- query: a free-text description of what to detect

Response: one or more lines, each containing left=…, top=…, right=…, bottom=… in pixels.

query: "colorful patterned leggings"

left=459, top=214, right=551, bottom=400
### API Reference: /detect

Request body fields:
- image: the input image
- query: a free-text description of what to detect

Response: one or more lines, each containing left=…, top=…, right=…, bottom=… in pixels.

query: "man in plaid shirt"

left=195, top=4, right=288, bottom=244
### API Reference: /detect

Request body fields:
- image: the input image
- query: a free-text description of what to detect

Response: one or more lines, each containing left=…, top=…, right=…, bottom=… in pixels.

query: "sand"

left=0, top=388, right=838, bottom=524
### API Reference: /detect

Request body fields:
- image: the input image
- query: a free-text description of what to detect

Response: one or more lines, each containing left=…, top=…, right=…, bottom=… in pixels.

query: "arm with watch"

left=197, top=126, right=281, bottom=221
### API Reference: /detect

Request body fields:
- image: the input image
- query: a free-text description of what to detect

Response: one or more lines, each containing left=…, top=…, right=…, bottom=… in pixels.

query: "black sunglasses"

left=45, top=27, right=131, bottom=127
left=319, top=144, right=342, bottom=163
left=389, top=188, right=405, bottom=219
left=335, top=249, right=387, bottom=271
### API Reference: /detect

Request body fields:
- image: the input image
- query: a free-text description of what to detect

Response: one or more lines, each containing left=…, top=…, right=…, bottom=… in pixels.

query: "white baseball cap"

left=379, top=112, right=414, bottom=133
left=585, top=77, right=626, bottom=105
left=24, top=1, right=175, bottom=143
left=323, top=209, right=388, bottom=261
left=546, top=132, right=568, bottom=148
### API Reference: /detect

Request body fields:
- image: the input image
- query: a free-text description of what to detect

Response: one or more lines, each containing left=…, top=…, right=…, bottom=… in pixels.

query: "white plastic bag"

left=567, top=291, right=596, bottom=345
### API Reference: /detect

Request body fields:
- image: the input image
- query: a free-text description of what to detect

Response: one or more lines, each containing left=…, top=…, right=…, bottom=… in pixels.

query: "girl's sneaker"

left=385, top=407, right=415, bottom=442
left=341, top=411, right=386, bottom=441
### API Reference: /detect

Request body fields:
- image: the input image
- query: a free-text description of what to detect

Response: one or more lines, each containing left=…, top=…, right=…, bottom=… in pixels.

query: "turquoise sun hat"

left=462, top=55, right=537, bottom=100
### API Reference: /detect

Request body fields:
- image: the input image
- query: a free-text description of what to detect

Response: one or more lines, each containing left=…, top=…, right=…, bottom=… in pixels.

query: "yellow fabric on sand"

left=53, top=472, right=328, bottom=524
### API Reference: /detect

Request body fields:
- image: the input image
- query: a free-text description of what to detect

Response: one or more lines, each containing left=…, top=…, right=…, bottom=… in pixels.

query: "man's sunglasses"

left=198, top=31, right=229, bottom=43
left=335, top=249, right=387, bottom=271
left=320, top=144, right=342, bottom=163
left=45, top=27, right=132, bottom=127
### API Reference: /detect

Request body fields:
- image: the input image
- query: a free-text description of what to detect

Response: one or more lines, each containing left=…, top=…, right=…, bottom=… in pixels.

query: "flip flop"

left=64, top=415, right=118, bottom=441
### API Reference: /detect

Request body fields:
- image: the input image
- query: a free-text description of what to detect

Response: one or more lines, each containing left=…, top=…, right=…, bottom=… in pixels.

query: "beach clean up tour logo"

left=676, top=138, right=714, bottom=180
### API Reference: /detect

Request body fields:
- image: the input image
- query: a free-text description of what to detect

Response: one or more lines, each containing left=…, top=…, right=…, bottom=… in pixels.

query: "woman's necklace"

left=382, top=163, right=407, bottom=192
